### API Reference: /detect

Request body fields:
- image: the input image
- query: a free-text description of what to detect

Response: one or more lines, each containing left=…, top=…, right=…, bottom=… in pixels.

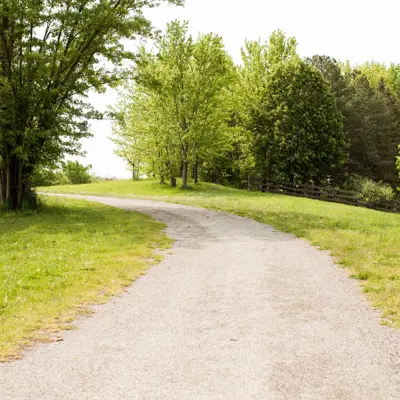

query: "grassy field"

left=41, top=179, right=400, bottom=327
left=0, top=196, right=170, bottom=361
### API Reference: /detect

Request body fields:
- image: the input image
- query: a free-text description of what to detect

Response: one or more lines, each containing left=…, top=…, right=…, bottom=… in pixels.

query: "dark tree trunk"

left=181, top=161, right=188, bottom=189
left=4, top=155, right=23, bottom=210
left=0, top=165, right=6, bottom=207
left=0, top=156, right=36, bottom=210
left=23, top=165, right=34, bottom=196
left=193, top=162, right=198, bottom=184
left=179, top=161, right=183, bottom=178
left=170, top=177, right=177, bottom=187
left=160, top=176, right=165, bottom=184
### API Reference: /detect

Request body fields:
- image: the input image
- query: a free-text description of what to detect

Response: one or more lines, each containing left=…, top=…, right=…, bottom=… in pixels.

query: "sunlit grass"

left=41, top=179, right=400, bottom=327
left=0, top=196, right=171, bottom=361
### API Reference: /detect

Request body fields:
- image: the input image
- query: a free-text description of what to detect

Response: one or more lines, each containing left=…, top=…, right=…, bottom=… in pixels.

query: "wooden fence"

left=247, top=177, right=399, bottom=213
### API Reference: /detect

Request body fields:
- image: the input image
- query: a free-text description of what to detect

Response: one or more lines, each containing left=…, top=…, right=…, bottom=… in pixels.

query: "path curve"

left=0, top=196, right=399, bottom=399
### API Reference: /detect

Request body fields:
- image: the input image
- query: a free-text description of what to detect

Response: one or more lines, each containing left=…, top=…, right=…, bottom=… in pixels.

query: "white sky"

left=75, top=0, right=400, bottom=178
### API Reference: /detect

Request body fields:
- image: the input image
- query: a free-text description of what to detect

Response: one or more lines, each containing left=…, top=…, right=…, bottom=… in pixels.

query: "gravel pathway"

left=0, top=196, right=399, bottom=399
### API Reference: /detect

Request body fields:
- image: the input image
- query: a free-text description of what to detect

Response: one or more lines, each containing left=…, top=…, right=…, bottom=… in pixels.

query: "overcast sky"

left=76, top=0, right=400, bottom=178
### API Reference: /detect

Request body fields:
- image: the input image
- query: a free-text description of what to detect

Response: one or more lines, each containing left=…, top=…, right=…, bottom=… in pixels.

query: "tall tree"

left=115, top=20, right=234, bottom=188
left=250, top=59, right=347, bottom=183
left=232, top=30, right=298, bottom=180
left=0, top=0, right=182, bottom=209
left=309, top=56, right=400, bottom=186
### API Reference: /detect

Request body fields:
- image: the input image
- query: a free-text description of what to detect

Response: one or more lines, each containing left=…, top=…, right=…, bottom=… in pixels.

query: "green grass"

left=41, top=179, right=400, bottom=327
left=0, top=196, right=171, bottom=361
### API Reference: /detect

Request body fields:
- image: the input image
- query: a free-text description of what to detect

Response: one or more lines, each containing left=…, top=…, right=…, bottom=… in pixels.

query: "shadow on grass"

left=0, top=202, right=133, bottom=238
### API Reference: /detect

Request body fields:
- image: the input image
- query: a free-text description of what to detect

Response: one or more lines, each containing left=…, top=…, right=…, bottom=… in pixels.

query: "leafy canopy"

left=0, top=0, right=182, bottom=209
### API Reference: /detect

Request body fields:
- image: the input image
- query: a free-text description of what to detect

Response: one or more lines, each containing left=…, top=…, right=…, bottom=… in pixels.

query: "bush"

left=344, top=175, right=396, bottom=209
left=31, top=167, right=69, bottom=187
left=31, top=161, right=92, bottom=187
left=62, top=161, right=92, bottom=185
left=21, top=190, right=45, bottom=211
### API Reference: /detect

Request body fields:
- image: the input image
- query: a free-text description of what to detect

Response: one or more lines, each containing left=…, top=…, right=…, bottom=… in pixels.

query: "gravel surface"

left=0, top=196, right=399, bottom=400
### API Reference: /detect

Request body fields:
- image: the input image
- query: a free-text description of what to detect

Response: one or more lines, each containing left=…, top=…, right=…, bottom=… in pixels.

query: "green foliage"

left=346, top=74, right=400, bottom=185
left=248, top=59, right=346, bottom=182
left=358, top=61, right=400, bottom=98
left=344, top=175, right=396, bottom=208
left=309, top=56, right=400, bottom=187
left=0, top=0, right=182, bottom=210
left=31, top=167, right=68, bottom=187
left=63, top=161, right=92, bottom=185
left=112, top=20, right=234, bottom=188
left=111, top=29, right=399, bottom=191
left=32, top=161, right=92, bottom=187
left=230, top=31, right=299, bottom=180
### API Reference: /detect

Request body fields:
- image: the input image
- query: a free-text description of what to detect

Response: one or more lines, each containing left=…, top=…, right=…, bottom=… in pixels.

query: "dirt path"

left=1, top=196, right=399, bottom=399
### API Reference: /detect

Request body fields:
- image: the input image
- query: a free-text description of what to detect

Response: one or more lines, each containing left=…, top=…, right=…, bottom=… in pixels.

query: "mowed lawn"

left=41, top=179, right=400, bottom=327
left=0, top=196, right=171, bottom=361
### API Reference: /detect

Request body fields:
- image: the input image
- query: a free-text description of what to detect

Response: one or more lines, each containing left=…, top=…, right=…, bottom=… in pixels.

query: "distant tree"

left=309, top=57, right=400, bottom=187
left=63, top=161, right=92, bottom=185
left=342, top=74, right=400, bottom=186
left=31, top=161, right=91, bottom=186
left=359, top=61, right=391, bottom=88
left=114, top=21, right=234, bottom=188
left=358, top=61, right=400, bottom=99
left=111, top=93, right=148, bottom=180
left=31, top=166, right=67, bottom=187
left=307, top=56, right=349, bottom=108
left=250, top=59, right=347, bottom=183
left=232, top=31, right=298, bottom=180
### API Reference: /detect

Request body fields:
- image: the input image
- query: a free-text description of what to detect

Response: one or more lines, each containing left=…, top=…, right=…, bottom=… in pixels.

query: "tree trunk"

left=181, top=161, right=189, bottom=189
left=0, top=165, right=6, bottom=207
left=130, top=163, right=140, bottom=180
left=160, top=176, right=165, bottom=184
left=3, top=155, right=23, bottom=210
left=170, top=177, right=177, bottom=187
left=0, top=157, right=35, bottom=210
left=179, top=161, right=183, bottom=178
left=193, top=162, right=198, bottom=184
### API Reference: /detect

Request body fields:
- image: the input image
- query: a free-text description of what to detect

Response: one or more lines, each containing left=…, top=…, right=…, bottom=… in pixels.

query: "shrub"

left=21, top=190, right=45, bottom=211
left=31, top=167, right=69, bottom=187
left=31, top=161, right=92, bottom=187
left=345, top=175, right=396, bottom=209
left=63, top=161, right=92, bottom=185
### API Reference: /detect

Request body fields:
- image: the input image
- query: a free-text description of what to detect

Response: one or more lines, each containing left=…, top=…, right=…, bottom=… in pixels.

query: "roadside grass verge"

left=41, top=180, right=400, bottom=327
left=0, top=196, right=171, bottom=361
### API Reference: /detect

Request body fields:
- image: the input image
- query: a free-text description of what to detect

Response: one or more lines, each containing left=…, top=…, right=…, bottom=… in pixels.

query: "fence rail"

left=247, top=177, right=399, bottom=213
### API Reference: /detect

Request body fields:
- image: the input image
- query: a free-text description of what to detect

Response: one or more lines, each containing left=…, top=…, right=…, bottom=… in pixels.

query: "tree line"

left=113, top=21, right=400, bottom=198
left=1, top=2, right=400, bottom=210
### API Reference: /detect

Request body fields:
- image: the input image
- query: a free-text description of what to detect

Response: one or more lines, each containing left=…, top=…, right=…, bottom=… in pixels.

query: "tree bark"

left=5, top=155, right=23, bottom=210
left=0, top=155, right=27, bottom=210
left=170, top=177, right=177, bottom=187
left=193, top=162, right=198, bottom=184
left=130, top=163, right=140, bottom=180
left=0, top=165, right=6, bottom=207
left=181, top=161, right=189, bottom=189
